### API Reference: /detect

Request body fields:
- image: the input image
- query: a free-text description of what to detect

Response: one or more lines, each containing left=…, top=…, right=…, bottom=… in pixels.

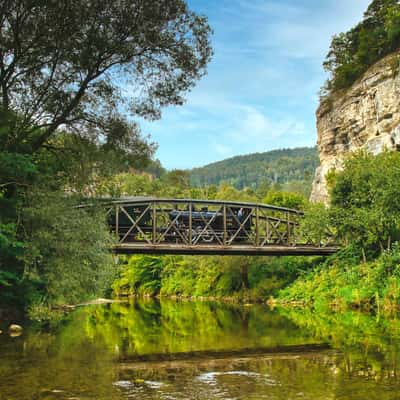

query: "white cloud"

left=139, top=0, right=372, bottom=168
left=221, top=104, right=309, bottom=150
left=215, top=0, right=370, bottom=62
left=213, top=142, right=234, bottom=157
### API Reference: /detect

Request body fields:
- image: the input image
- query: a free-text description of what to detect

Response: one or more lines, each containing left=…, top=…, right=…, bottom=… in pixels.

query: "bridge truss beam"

left=102, top=198, right=337, bottom=256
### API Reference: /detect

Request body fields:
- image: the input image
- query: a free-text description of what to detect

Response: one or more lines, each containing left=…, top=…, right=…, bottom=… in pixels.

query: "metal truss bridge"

left=99, top=198, right=337, bottom=256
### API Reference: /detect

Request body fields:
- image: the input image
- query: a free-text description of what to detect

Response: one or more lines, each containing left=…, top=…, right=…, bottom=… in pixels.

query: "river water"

left=1, top=300, right=400, bottom=399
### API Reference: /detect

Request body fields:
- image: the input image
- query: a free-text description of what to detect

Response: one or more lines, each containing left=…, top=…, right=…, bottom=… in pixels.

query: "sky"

left=139, top=0, right=371, bottom=169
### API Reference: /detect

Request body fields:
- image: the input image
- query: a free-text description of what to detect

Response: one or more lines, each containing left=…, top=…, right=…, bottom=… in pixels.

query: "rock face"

left=310, top=52, right=400, bottom=203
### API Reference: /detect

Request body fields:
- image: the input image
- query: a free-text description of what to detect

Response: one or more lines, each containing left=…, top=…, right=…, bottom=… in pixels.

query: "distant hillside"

left=189, top=147, right=319, bottom=195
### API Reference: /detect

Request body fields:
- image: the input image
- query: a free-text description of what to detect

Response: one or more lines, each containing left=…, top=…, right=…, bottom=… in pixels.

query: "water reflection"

left=281, top=307, right=400, bottom=380
left=84, top=300, right=320, bottom=357
left=0, top=300, right=400, bottom=399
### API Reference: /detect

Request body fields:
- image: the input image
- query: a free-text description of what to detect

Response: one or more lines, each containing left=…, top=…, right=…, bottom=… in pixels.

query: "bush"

left=330, top=151, right=400, bottom=255
left=112, top=255, right=164, bottom=296
left=279, top=244, right=400, bottom=311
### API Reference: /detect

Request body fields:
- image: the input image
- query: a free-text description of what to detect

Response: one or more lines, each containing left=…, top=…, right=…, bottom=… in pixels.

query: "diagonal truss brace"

left=119, top=205, right=152, bottom=244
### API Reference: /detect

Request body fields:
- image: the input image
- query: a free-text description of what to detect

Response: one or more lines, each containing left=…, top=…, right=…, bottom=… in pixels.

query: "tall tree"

left=0, top=0, right=212, bottom=154
left=0, top=0, right=212, bottom=312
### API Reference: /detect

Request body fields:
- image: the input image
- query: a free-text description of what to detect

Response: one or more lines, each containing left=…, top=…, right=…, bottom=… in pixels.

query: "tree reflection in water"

left=1, top=300, right=400, bottom=399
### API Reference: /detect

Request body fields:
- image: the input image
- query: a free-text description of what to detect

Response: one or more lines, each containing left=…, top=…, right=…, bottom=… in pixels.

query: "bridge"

left=99, top=198, right=337, bottom=256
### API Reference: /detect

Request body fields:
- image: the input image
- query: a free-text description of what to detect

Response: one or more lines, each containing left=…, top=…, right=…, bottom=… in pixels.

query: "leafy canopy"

left=0, top=0, right=213, bottom=313
left=0, top=0, right=212, bottom=153
left=323, top=0, right=400, bottom=94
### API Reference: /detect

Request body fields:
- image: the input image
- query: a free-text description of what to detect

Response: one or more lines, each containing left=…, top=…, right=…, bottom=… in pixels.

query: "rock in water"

left=8, top=324, right=23, bottom=333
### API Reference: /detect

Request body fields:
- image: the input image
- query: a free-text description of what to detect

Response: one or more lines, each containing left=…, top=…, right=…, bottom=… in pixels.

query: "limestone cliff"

left=310, top=52, right=400, bottom=203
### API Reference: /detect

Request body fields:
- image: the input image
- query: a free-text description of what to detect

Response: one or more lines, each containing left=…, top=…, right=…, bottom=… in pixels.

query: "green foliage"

left=160, top=256, right=199, bottom=295
left=294, top=151, right=400, bottom=255
left=279, top=150, right=400, bottom=310
left=0, top=1, right=212, bottom=153
left=0, top=151, right=37, bottom=186
left=49, top=134, right=155, bottom=194
left=263, top=191, right=307, bottom=210
left=112, top=254, right=318, bottom=302
left=189, top=147, right=318, bottom=196
left=323, top=0, right=400, bottom=94
left=144, top=159, right=166, bottom=178
left=0, top=0, right=213, bottom=319
left=0, top=223, right=24, bottom=260
left=112, top=256, right=163, bottom=296
left=330, top=151, right=400, bottom=254
left=214, top=183, right=258, bottom=202
left=0, top=133, right=120, bottom=311
left=280, top=244, right=400, bottom=311
left=21, top=192, right=116, bottom=305
left=299, top=202, right=332, bottom=245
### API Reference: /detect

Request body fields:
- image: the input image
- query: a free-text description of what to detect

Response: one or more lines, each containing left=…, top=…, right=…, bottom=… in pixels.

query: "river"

left=1, top=300, right=400, bottom=399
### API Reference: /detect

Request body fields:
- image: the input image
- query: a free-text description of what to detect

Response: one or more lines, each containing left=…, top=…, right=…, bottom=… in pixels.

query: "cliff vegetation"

left=323, top=0, right=400, bottom=95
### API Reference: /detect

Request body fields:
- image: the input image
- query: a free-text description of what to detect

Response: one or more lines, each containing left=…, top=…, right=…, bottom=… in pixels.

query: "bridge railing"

left=101, top=198, right=324, bottom=248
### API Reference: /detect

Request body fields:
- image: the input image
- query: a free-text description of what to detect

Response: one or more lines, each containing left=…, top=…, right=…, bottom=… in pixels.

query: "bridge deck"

left=114, top=243, right=337, bottom=256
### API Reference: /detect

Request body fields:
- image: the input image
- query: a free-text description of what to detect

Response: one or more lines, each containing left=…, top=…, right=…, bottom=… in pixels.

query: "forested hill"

left=189, top=147, right=319, bottom=193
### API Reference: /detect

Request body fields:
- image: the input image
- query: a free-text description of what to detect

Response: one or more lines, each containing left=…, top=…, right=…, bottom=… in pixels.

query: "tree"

left=364, top=0, right=399, bottom=23
left=21, top=191, right=115, bottom=306
left=329, top=151, right=400, bottom=255
left=322, top=0, right=400, bottom=94
left=263, top=191, right=306, bottom=210
left=0, top=0, right=212, bottom=154
left=299, top=202, right=332, bottom=246
left=0, top=0, right=213, bottom=314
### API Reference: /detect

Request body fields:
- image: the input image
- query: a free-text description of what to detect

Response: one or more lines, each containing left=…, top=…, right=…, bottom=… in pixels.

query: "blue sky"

left=140, top=0, right=371, bottom=169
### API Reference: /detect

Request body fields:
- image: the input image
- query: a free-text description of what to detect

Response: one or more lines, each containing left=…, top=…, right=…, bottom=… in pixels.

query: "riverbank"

left=10, top=239, right=400, bottom=325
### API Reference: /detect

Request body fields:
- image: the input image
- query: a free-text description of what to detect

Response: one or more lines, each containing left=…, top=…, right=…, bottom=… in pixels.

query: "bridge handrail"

left=80, top=197, right=304, bottom=215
